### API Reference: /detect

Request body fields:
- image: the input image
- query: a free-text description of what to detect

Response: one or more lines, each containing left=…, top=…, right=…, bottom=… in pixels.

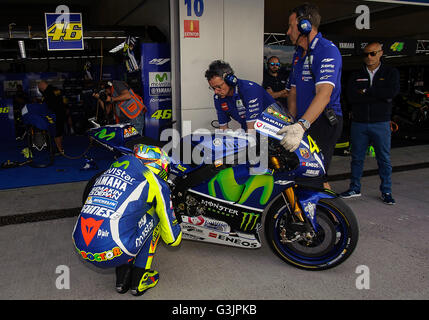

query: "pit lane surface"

left=1, top=168, right=428, bottom=300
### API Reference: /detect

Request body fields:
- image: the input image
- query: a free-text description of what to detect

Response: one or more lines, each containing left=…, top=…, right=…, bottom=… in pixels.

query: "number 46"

left=151, top=109, right=172, bottom=120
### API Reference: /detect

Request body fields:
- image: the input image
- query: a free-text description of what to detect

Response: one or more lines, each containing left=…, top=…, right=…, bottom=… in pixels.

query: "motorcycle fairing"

left=168, top=131, right=256, bottom=176
left=186, top=188, right=264, bottom=234
left=89, top=123, right=140, bottom=154
left=290, top=136, right=326, bottom=178
left=21, top=103, right=57, bottom=137
left=190, top=164, right=282, bottom=210
left=294, top=187, right=336, bottom=231
left=254, top=106, right=326, bottom=178
left=181, top=224, right=262, bottom=249
left=179, top=189, right=263, bottom=249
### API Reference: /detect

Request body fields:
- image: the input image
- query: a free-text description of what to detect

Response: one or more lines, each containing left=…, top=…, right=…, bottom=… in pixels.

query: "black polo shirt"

left=262, top=69, right=289, bottom=108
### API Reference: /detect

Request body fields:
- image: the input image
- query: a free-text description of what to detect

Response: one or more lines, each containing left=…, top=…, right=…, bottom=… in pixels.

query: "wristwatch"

left=298, top=119, right=311, bottom=131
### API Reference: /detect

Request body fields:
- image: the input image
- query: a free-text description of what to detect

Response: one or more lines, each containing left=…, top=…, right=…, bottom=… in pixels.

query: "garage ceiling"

left=2, top=0, right=429, bottom=38
left=1, top=0, right=428, bottom=64
left=264, top=0, right=429, bottom=39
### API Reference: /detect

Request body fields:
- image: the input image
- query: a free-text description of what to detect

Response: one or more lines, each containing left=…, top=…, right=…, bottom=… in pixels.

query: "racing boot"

left=115, top=264, right=132, bottom=294
left=130, top=267, right=159, bottom=296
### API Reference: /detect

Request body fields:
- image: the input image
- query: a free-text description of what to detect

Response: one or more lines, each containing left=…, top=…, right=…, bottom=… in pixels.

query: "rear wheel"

left=82, top=171, right=105, bottom=205
left=265, top=197, right=359, bottom=270
left=27, top=126, right=54, bottom=168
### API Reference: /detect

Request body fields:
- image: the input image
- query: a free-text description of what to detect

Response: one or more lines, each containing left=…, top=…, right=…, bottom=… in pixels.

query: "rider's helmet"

left=133, top=144, right=170, bottom=181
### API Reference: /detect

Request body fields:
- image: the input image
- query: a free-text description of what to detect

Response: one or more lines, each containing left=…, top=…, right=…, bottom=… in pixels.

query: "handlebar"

left=88, top=117, right=101, bottom=129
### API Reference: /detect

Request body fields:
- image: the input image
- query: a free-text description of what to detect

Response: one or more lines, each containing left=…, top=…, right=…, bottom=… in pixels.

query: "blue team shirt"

left=214, top=79, right=276, bottom=130
left=289, top=32, right=342, bottom=119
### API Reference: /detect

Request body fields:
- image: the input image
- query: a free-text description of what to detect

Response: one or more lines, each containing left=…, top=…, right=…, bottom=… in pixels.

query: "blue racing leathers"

left=72, top=155, right=182, bottom=269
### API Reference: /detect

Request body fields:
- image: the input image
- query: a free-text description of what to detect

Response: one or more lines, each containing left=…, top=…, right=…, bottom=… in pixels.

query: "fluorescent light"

left=18, top=40, right=26, bottom=59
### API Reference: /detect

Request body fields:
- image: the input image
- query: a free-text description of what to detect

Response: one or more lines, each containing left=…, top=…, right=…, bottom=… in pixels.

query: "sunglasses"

left=269, top=62, right=281, bottom=66
left=363, top=50, right=381, bottom=57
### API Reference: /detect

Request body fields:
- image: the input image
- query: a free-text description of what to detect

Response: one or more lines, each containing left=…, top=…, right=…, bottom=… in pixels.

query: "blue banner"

left=141, top=43, right=172, bottom=140
left=45, top=13, right=84, bottom=51
left=0, top=99, right=15, bottom=141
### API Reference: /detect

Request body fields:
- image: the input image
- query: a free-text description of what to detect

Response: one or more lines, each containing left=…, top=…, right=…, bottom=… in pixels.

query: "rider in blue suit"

left=72, top=144, right=182, bottom=296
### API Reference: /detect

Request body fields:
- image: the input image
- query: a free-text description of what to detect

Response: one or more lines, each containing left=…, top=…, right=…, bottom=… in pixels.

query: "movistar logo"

left=208, top=167, right=273, bottom=205
left=241, top=212, right=260, bottom=231
left=94, top=129, right=115, bottom=141
left=111, top=161, right=129, bottom=169
left=155, top=73, right=168, bottom=82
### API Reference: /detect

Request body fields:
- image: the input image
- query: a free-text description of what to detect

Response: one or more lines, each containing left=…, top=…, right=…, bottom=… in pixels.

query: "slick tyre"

left=82, top=171, right=104, bottom=205
left=27, top=127, right=54, bottom=168
left=265, top=197, right=359, bottom=270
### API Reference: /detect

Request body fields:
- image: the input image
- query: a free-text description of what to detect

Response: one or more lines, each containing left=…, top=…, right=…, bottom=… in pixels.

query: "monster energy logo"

left=94, top=129, right=115, bottom=141
left=158, top=169, right=168, bottom=181
left=241, top=212, right=260, bottom=231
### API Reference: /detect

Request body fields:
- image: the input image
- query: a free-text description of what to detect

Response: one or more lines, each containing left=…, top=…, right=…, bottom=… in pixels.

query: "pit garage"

left=0, top=0, right=428, bottom=304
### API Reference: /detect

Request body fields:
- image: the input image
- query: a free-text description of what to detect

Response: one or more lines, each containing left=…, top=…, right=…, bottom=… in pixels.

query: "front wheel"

left=265, top=197, right=359, bottom=270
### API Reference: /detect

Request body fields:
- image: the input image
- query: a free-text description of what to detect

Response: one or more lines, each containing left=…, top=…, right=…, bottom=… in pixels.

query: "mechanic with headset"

left=72, top=144, right=182, bottom=296
left=279, top=3, right=343, bottom=190
left=205, top=60, right=277, bottom=132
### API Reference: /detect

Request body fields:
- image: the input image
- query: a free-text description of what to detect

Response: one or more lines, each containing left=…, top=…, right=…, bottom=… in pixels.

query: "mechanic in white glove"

left=278, top=121, right=305, bottom=152
left=279, top=3, right=344, bottom=191
left=278, top=81, right=332, bottom=152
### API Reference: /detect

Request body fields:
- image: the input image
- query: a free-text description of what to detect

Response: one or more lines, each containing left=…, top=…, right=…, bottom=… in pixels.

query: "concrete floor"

left=0, top=145, right=428, bottom=300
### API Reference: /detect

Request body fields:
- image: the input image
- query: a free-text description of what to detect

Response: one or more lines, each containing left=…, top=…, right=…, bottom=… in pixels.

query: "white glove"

left=277, top=123, right=305, bottom=152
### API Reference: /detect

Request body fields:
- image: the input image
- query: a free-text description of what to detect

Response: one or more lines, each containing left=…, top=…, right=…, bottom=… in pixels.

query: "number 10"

left=185, top=0, right=204, bottom=17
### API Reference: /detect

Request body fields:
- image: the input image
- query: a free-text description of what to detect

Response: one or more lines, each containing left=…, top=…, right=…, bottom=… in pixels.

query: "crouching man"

left=72, top=144, right=182, bottom=296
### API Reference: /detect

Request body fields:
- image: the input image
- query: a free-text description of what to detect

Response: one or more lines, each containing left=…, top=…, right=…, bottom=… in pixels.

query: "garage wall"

left=176, top=0, right=264, bottom=132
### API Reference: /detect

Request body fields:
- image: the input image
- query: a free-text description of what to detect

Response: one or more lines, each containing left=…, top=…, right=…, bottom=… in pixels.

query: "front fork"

left=282, top=185, right=337, bottom=234
left=282, top=186, right=305, bottom=223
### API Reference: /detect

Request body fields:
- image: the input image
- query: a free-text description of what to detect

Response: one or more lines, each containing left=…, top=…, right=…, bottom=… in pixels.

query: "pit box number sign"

left=45, top=12, right=84, bottom=51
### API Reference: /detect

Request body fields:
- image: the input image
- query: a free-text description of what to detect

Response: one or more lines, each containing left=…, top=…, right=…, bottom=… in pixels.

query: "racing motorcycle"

left=83, top=104, right=359, bottom=270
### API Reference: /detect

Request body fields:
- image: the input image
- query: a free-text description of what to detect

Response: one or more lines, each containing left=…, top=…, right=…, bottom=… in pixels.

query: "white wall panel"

left=224, top=0, right=264, bottom=85
left=179, top=0, right=224, bottom=131
left=178, top=0, right=264, bottom=132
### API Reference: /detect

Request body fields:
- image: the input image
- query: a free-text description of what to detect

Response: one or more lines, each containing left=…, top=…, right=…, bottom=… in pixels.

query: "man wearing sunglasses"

left=262, top=56, right=289, bottom=109
left=340, top=42, right=400, bottom=205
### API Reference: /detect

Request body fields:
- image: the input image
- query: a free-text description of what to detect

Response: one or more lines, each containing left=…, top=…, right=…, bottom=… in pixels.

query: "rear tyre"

left=27, top=127, right=54, bottom=168
left=82, top=171, right=105, bottom=205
